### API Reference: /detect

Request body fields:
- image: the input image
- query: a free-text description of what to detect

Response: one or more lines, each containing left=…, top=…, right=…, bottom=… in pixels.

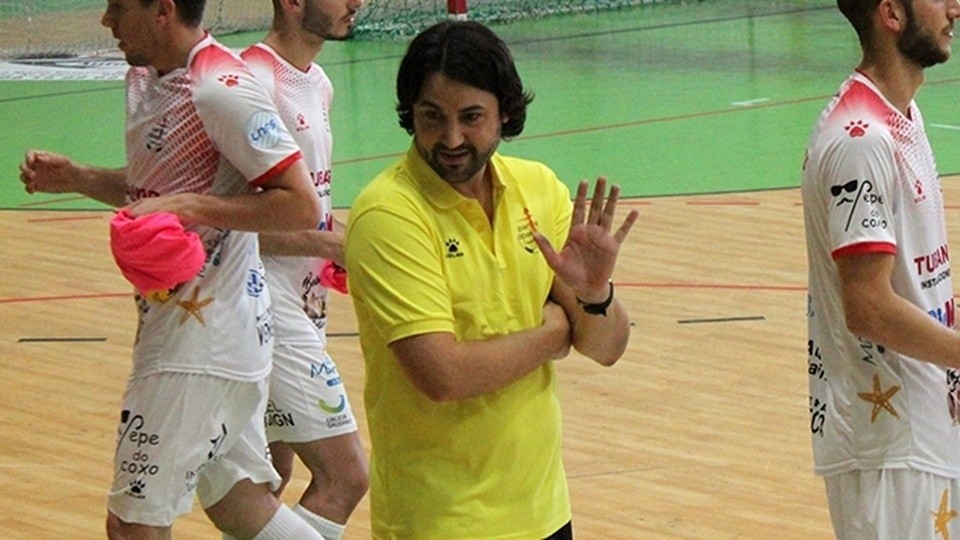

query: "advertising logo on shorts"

left=246, top=110, right=283, bottom=149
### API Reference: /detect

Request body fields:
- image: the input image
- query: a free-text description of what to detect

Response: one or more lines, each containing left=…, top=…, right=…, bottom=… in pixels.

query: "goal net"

left=0, top=0, right=276, bottom=59
left=0, top=0, right=818, bottom=59
left=353, top=0, right=676, bottom=39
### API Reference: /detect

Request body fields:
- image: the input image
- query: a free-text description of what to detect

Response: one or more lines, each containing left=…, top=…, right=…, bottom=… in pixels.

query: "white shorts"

left=824, top=468, right=960, bottom=540
left=265, top=343, right=358, bottom=444
left=108, top=373, right=281, bottom=527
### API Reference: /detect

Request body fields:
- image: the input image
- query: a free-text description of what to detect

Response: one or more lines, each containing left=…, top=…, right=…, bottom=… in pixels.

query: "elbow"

left=844, top=312, right=880, bottom=343
left=842, top=298, right=885, bottom=343
left=415, top=380, right=463, bottom=403
left=401, top=364, right=464, bottom=402
left=595, top=352, right=622, bottom=367
left=574, top=324, right=629, bottom=367
left=586, top=344, right=626, bottom=367
left=297, top=196, right=323, bottom=230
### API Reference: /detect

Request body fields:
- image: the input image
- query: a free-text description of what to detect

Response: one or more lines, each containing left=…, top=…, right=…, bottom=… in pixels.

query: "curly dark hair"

left=396, top=20, right=534, bottom=139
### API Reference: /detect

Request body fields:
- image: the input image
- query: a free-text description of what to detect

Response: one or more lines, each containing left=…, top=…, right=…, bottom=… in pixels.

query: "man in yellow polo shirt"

left=345, top=20, right=638, bottom=539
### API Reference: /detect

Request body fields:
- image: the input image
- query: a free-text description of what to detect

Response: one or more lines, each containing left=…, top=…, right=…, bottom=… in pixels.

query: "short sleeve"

left=818, top=121, right=898, bottom=259
left=346, top=205, right=456, bottom=344
left=191, top=46, right=301, bottom=186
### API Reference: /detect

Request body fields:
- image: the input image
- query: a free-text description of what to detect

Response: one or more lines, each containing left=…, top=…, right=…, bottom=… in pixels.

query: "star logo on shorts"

left=932, top=488, right=956, bottom=540
left=857, top=374, right=900, bottom=423
left=177, top=287, right=214, bottom=326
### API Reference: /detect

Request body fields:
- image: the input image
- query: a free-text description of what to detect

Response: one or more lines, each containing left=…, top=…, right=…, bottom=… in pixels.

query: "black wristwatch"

left=576, top=280, right=614, bottom=316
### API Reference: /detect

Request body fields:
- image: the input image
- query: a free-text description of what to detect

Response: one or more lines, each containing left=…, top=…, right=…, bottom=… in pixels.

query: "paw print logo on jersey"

left=217, top=74, right=240, bottom=88
left=296, top=113, right=310, bottom=132
left=844, top=119, right=869, bottom=138
left=445, top=238, right=464, bottom=259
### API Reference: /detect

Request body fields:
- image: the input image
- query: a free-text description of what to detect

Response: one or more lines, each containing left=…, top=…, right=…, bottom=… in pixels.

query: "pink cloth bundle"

left=109, top=209, right=206, bottom=297
left=319, top=259, right=348, bottom=295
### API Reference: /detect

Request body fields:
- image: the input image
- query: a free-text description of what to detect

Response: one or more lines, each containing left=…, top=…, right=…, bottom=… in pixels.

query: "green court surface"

left=4, top=0, right=960, bottom=211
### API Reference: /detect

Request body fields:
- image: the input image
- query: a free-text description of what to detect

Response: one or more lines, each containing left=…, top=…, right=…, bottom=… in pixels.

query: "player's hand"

left=19, top=150, right=81, bottom=194
left=534, top=177, right=639, bottom=303
left=124, top=193, right=197, bottom=221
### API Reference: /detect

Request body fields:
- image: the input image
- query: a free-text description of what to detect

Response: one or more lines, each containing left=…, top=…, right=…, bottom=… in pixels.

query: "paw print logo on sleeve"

left=844, top=119, right=869, bottom=138
left=217, top=74, right=240, bottom=88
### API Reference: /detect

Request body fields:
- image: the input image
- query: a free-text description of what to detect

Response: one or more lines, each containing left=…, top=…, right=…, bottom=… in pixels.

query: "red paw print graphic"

left=218, top=74, right=240, bottom=88
left=844, top=119, right=869, bottom=138
left=296, top=113, right=310, bottom=132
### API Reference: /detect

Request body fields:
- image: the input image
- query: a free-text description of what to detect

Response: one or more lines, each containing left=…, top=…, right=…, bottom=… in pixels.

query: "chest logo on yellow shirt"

left=445, top=238, right=464, bottom=259
left=517, top=208, right=539, bottom=254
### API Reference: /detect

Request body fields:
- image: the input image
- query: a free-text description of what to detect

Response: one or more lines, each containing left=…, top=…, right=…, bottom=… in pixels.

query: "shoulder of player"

left=187, top=44, right=274, bottom=105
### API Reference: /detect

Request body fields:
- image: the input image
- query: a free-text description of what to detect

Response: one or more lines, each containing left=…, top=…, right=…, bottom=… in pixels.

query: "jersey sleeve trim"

left=250, top=151, right=303, bottom=187
left=831, top=241, right=897, bottom=260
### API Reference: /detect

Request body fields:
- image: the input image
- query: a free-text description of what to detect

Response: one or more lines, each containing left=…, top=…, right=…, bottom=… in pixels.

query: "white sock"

left=252, top=504, right=323, bottom=540
left=292, top=503, right=346, bottom=540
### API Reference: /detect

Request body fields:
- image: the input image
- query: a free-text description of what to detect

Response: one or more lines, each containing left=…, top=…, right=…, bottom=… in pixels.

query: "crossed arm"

left=389, top=177, right=640, bottom=402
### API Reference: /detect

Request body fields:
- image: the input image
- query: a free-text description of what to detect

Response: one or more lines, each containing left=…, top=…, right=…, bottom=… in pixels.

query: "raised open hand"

left=533, top=177, right=639, bottom=303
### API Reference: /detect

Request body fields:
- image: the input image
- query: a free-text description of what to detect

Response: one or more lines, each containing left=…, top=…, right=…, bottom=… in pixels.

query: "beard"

left=416, top=139, right=500, bottom=185
left=303, top=3, right=354, bottom=42
left=898, top=3, right=950, bottom=68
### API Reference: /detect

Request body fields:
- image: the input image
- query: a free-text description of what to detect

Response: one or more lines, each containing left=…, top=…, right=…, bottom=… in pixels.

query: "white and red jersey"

left=802, top=71, right=960, bottom=477
left=242, top=43, right=335, bottom=344
left=124, top=34, right=303, bottom=381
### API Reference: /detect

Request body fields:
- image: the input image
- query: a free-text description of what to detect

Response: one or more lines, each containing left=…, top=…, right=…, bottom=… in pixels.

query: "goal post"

left=447, top=0, right=468, bottom=21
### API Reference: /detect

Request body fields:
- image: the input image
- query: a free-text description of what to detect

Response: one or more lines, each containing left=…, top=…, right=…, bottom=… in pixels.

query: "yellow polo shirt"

left=346, top=145, right=573, bottom=539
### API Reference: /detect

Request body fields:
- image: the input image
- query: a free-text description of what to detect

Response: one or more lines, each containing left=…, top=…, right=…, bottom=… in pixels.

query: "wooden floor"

left=0, top=182, right=879, bottom=539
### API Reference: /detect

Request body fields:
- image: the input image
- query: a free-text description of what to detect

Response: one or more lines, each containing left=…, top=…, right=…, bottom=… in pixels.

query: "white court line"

left=731, top=97, right=770, bottom=107
left=0, top=55, right=126, bottom=81
left=930, top=123, right=960, bottom=131
left=0, top=48, right=252, bottom=81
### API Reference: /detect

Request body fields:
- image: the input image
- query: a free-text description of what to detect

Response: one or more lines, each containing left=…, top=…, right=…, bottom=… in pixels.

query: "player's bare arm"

left=259, top=229, right=345, bottom=265
left=125, top=159, right=321, bottom=232
left=20, top=150, right=127, bottom=207
left=838, top=252, right=960, bottom=369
